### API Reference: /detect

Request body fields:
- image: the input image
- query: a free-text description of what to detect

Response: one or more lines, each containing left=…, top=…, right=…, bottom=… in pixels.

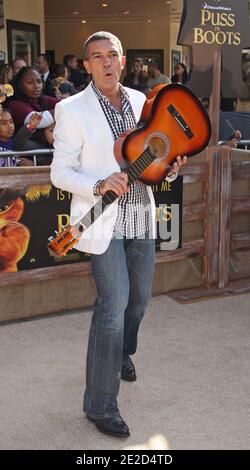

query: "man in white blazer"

left=51, top=31, right=186, bottom=438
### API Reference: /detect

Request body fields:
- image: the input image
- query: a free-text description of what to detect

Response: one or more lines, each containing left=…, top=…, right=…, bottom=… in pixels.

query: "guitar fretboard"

left=77, top=146, right=155, bottom=232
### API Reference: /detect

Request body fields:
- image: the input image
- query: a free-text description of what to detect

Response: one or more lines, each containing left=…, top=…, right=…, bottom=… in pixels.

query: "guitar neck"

left=77, top=147, right=155, bottom=232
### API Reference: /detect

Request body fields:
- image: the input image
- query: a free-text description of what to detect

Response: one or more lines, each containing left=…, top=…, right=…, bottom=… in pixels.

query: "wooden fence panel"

left=203, top=147, right=221, bottom=288
left=1, top=146, right=250, bottom=318
left=218, top=147, right=232, bottom=288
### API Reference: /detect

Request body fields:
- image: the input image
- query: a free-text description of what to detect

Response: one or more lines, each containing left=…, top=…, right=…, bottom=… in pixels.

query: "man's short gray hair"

left=84, top=31, right=123, bottom=59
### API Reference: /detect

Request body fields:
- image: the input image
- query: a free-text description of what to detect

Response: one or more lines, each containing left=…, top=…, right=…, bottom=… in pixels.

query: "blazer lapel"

left=83, top=84, right=116, bottom=144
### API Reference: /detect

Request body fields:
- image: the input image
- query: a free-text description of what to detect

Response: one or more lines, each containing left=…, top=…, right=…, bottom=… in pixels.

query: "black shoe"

left=121, top=356, right=137, bottom=382
left=86, top=414, right=130, bottom=438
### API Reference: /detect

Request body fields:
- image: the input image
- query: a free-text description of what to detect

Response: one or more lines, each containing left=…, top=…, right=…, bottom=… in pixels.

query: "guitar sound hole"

left=149, top=137, right=166, bottom=158
left=144, top=131, right=171, bottom=163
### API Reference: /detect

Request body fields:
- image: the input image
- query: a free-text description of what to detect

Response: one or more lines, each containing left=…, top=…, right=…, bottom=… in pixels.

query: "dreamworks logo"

left=203, top=1, right=232, bottom=11
left=203, top=0, right=221, bottom=5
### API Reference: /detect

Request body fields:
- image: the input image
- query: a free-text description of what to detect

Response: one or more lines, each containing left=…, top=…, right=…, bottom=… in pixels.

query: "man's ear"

left=121, top=55, right=126, bottom=70
left=83, top=60, right=91, bottom=74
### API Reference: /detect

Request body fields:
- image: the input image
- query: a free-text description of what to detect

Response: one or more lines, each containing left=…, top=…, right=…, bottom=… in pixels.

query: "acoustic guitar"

left=48, top=83, right=211, bottom=257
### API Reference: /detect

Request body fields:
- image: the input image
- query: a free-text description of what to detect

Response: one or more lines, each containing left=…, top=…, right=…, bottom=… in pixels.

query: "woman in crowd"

left=123, top=58, right=148, bottom=94
left=12, top=57, right=27, bottom=77
left=171, top=62, right=188, bottom=85
left=8, top=66, right=58, bottom=132
left=0, top=64, right=13, bottom=85
left=13, top=110, right=55, bottom=165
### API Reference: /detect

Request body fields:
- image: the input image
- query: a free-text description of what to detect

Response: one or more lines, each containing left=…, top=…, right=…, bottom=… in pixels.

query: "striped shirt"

left=92, top=81, right=151, bottom=238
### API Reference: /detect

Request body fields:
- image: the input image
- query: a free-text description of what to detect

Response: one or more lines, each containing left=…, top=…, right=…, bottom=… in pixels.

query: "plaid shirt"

left=92, top=81, right=151, bottom=238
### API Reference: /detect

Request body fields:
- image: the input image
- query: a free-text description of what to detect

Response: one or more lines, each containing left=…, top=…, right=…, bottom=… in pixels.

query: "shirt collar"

left=91, top=81, right=130, bottom=108
left=42, top=70, right=50, bottom=81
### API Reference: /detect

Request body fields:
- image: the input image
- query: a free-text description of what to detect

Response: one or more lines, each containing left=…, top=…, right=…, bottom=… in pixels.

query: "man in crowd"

left=36, top=53, right=54, bottom=96
left=147, top=59, right=171, bottom=89
left=63, top=54, right=87, bottom=90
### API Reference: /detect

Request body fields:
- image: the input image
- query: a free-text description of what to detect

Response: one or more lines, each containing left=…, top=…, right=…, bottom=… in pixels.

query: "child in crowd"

left=13, top=110, right=55, bottom=165
left=0, top=104, right=22, bottom=167
left=51, top=63, right=77, bottom=98
left=54, top=82, right=77, bottom=100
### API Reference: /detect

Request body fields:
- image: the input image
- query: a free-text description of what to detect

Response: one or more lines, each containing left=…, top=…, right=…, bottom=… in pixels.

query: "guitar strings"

left=75, top=147, right=155, bottom=233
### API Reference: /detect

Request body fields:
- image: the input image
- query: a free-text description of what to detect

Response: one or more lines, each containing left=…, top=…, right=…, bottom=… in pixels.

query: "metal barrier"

left=0, top=149, right=53, bottom=166
left=218, top=139, right=250, bottom=150
left=1, top=140, right=250, bottom=168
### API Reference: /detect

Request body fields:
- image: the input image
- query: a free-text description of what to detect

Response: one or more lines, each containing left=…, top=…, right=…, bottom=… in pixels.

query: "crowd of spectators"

left=1, top=49, right=249, bottom=168
left=0, top=53, right=91, bottom=167
left=0, top=52, right=178, bottom=168
left=0, top=46, right=250, bottom=167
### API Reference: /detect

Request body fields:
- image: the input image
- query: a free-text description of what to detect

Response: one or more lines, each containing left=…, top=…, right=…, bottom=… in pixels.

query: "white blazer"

left=50, top=83, right=156, bottom=254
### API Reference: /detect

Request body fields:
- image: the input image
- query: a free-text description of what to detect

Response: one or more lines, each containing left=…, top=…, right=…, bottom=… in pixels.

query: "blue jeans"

left=83, top=234, right=155, bottom=419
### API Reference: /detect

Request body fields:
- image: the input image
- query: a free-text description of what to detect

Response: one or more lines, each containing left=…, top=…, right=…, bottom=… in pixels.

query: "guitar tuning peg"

left=48, top=236, right=54, bottom=242
left=54, top=230, right=58, bottom=235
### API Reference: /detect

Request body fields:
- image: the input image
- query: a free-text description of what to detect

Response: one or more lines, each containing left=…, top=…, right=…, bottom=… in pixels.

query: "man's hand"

left=29, top=112, right=43, bottom=129
left=226, top=130, right=242, bottom=148
left=233, top=130, right=242, bottom=147
left=234, top=130, right=241, bottom=140
left=100, top=157, right=188, bottom=195
left=167, top=155, right=188, bottom=177
left=99, top=172, right=129, bottom=196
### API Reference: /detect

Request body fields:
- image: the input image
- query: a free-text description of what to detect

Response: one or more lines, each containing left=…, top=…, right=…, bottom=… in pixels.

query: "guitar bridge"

left=167, top=104, right=193, bottom=140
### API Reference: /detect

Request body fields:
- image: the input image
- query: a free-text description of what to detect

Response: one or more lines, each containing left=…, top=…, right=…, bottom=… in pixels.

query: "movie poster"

left=178, top=0, right=250, bottom=97
left=0, top=178, right=183, bottom=274
left=152, top=176, right=183, bottom=252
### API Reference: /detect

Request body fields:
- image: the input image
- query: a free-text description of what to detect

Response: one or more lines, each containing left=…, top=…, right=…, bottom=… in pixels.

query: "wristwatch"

left=166, top=171, right=178, bottom=182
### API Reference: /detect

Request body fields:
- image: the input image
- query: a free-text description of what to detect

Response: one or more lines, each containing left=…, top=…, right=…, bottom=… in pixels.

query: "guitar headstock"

left=47, top=225, right=81, bottom=258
